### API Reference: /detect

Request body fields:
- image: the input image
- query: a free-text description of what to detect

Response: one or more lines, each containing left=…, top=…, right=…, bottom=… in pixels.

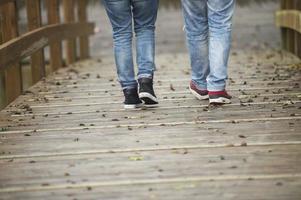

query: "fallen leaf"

left=129, top=156, right=144, bottom=161
left=170, top=84, right=175, bottom=91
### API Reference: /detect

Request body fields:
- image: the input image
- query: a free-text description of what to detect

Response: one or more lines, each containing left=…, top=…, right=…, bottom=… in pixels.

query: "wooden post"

left=77, top=0, right=90, bottom=59
left=285, top=0, right=295, bottom=54
left=296, top=0, right=301, bottom=58
left=26, top=0, right=45, bottom=84
left=63, top=0, right=77, bottom=65
left=46, top=0, right=63, bottom=71
left=0, top=72, right=5, bottom=109
left=0, top=19, right=6, bottom=109
left=280, top=0, right=287, bottom=50
left=0, top=2, right=22, bottom=105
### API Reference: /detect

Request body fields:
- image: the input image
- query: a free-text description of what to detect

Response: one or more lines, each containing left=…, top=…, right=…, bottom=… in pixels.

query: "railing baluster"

left=296, top=0, right=301, bottom=58
left=46, top=0, right=63, bottom=71
left=280, top=0, right=287, bottom=50
left=63, top=0, right=77, bottom=65
left=285, top=0, right=295, bottom=54
left=0, top=1, right=22, bottom=105
left=0, top=21, right=5, bottom=109
left=26, top=0, right=45, bottom=84
left=0, top=0, right=94, bottom=109
left=78, top=0, right=90, bottom=59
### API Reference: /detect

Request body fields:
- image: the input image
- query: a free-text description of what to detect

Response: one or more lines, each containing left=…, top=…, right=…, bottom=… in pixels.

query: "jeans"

left=103, top=0, right=158, bottom=89
left=181, top=0, right=235, bottom=91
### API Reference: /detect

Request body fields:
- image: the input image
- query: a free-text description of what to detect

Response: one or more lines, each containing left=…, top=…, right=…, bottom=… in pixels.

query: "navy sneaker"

left=189, top=81, right=209, bottom=100
left=209, top=90, right=232, bottom=104
left=138, top=78, right=158, bottom=106
left=123, top=87, right=143, bottom=109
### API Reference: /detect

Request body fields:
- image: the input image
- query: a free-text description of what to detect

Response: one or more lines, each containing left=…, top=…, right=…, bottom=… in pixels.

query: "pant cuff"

left=138, top=74, right=153, bottom=79
left=207, top=86, right=226, bottom=92
left=191, top=80, right=207, bottom=91
left=120, top=82, right=138, bottom=90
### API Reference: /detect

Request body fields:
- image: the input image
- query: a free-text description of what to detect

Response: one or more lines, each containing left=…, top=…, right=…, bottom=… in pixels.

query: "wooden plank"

left=0, top=145, right=300, bottom=192
left=2, top=111, right=301, bottom=134
left=3, top=89, right=301, bottom=112
left=22, top=92, right=301, bottom=108
left=0, top=119, right=300, bottom=159
left=77, top=0, right=90, bottom=59
left=26, top=0, right=45, bottom=84
left=27, top=71, right=301, bottom=89
left=0, top=2, right=22, bottom=105
left=0, top=23, right=95, bottom=71
left=31, top=85, right=300, bottom=98
left=1, top=178, right=300, bottom=200
left=46, top=74, right=300, bottom=84
left=63, top=0, right=77, bottom=64
left=45, top=0, right=63, bottom=71
left=5, top=97, right=301, bottom=117
left=30, top=80, right=300, bottom=92
left=20, top=88, right=300, bottom=105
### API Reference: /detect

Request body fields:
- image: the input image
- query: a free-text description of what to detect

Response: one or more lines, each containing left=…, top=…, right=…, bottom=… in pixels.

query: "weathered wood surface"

left=0, top=48, right=300, bottom=199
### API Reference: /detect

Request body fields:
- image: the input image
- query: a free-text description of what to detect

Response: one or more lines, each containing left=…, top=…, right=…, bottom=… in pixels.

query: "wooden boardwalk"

left=0, top=49, right=301, bottom=199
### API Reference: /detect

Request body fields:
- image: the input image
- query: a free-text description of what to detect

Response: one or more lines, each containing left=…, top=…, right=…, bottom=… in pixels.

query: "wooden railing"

left=276, top=0, right=301, bottom=58
left=0, top=0, right=95, bottom=109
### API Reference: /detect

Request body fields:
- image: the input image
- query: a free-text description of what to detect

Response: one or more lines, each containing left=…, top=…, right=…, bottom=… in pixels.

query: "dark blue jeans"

left=103, top=0, right=159, bottom=89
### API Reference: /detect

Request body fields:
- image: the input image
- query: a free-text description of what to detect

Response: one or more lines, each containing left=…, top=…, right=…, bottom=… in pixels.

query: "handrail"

left=0, top=0, right=95, bottom=109
left=0, top=22, right=95, bottom=71
left=276, top=10, right=301, bottom=34
left=276, top=0, right=301, bottom=58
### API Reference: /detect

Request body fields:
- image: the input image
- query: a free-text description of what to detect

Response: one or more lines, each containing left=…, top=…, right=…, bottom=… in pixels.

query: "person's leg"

left=207, top=0, right=235, bottom=103
left=181, top=0, right=210, bottom=99
left=103, top=0, right=142, bottom=109
left=132, top=0, right=158, bottom=79
left=103, top=0, right=137, bottom=89
left=132, top=0, right=159, bottom=105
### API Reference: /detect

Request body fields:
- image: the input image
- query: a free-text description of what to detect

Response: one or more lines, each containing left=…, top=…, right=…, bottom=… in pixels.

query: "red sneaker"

left=189, top=81, right=209, bottom=100
left=209, top=91, right=232, bottom=104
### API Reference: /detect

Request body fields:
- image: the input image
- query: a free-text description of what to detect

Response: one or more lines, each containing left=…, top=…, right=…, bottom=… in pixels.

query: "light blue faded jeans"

left=181, top=0, right=235, bottom=91
left=103, top=0, right=158, bottom=89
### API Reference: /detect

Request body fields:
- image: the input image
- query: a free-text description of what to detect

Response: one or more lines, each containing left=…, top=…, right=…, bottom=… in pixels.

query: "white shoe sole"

left=189, top=87, right=209, bottom=100
left=209, top=97, right=231, bottom=104
left=124, top=103, right=144, bottom=110
left=139, top=92, right=159, bottom=104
